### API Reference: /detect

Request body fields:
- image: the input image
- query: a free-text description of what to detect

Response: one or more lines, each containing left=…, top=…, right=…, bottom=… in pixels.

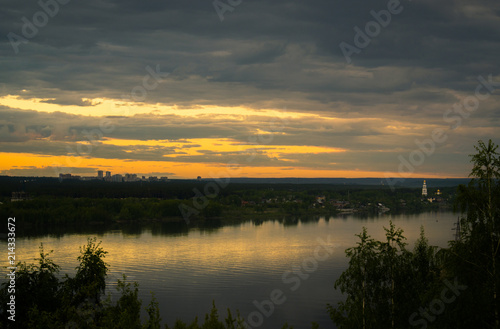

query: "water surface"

left=1, top=211, right=458, bottom=328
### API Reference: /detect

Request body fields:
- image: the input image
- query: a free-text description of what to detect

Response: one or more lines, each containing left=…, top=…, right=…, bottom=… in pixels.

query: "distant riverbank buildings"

left=422, top=180, right=444, bottom=203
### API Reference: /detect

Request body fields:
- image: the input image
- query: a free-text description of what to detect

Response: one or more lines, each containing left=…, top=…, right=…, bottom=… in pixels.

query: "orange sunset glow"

left=1, top=1, right=499, bottom=180
left=0, top=92, right=488, bottom=179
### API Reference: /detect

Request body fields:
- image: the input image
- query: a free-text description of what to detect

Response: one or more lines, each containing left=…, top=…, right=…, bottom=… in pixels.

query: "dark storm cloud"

left=1, top=0, right=499, bottom=109
left=1, top=0, right=499, bottom=177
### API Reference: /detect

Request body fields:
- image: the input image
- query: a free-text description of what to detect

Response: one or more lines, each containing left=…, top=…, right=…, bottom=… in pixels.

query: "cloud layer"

left=0, top=0, right=499, bottom=177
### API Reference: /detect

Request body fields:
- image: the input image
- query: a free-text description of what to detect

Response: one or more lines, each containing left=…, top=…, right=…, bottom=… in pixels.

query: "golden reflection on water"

left=0, top=213, right=458, bottom=328
left=2, top=214, right=455, bottom=279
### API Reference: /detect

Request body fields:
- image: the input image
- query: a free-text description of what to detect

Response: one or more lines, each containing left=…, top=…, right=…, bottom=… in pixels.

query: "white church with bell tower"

left=422, top=180, right=428, bottom=197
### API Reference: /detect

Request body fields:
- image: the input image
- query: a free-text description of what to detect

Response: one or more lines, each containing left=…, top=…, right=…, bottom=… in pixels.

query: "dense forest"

left=1, top=139, right=498, bottom=328
left=0, top=177, right=453, bottom=232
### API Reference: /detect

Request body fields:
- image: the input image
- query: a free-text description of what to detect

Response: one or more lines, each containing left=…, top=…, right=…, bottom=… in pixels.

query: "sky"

left=0, top=0, right=499, bottom=179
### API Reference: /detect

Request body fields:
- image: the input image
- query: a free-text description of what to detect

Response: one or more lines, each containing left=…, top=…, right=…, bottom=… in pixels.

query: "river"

left=1, top=211, right=458, bottom=328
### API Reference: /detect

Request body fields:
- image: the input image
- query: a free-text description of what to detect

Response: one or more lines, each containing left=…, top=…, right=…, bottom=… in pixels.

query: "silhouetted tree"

left=448, top=139, right=500, bottom=328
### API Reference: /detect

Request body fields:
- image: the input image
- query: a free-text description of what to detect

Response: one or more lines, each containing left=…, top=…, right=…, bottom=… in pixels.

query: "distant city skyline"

left=58, top=170, right=170, bottom=183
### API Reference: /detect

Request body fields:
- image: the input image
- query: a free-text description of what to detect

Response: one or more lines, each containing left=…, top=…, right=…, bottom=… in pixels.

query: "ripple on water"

left=0, top=213, right=457, bottom=329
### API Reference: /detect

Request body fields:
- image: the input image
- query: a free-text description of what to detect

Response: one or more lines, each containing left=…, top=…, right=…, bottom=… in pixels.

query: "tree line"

left=329, top=139, right=500, bottom=328
left=0, top=185, right=449, bottom=230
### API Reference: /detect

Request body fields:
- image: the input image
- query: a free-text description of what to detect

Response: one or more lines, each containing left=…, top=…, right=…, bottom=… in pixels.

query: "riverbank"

left=0, top=183, right=455, bottom=235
